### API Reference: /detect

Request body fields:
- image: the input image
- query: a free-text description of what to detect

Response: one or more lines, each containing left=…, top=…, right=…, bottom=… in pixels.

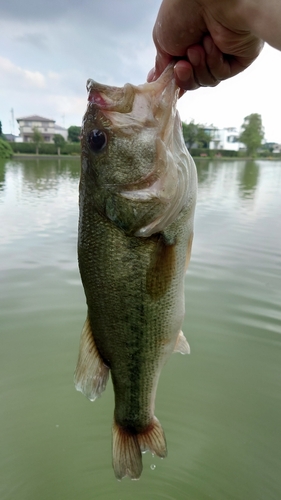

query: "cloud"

left=0, top=0, right=81, bottom=21
left=0, top=0, right=159, bottom=33
left=0, top=55, right=89, bottom=131
left=15, top=33, right=49, bottom=51
left=0, top=56, right=46, bottom=89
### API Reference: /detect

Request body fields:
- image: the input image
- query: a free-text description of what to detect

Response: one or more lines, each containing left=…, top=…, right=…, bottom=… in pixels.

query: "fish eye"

left=88, top=129, right=107, bottom=153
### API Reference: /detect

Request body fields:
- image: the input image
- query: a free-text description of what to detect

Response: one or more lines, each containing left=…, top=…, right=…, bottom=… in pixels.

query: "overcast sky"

left=1, top=0, right=281, bottom=142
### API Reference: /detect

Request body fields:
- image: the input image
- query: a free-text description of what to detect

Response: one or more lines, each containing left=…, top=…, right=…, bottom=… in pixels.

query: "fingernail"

left=187, top=48, right=201, bottom=66
left=175, top=64, right=193, bottom=86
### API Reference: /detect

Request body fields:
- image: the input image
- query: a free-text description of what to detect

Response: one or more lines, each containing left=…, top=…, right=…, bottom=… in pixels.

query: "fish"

left=74, top=64, right=197, bottom=480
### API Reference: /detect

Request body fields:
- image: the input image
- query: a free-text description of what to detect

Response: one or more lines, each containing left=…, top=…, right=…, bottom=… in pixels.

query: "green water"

left=0, top=158, right=280, bottom=500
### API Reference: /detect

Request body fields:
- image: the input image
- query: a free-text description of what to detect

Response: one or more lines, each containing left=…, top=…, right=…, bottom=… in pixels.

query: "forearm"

left=237, top=0, right=281, bottom=49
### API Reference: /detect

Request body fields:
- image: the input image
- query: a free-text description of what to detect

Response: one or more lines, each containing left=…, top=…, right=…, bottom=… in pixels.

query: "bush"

left=10, top=142, right=81, bottom=155
left=189, top=147, right=240, bottom=158
left=0, top=139, right=13, bottom=158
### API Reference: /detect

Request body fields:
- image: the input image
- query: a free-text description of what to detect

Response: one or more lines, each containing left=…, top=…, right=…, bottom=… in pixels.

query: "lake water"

left=0, top=157, right=281, bottom=500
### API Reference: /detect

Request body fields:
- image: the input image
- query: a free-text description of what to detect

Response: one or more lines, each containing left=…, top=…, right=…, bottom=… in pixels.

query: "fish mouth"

left=87, top=81, right=135, bottom=114
left=86, top=63, right=178, bottom=117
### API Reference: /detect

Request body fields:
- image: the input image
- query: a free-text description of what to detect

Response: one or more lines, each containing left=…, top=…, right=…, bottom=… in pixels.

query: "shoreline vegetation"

left=2, top=116, right=280, bottom=161
left=10, top=151, right=281, bottom=161
left=2, top=141, right=281, bottom=161
left=12, top=154, right=80, bottom=159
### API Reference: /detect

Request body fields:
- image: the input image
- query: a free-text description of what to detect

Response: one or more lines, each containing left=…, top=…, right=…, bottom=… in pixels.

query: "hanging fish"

left=74, top=65, right=197, bottom=480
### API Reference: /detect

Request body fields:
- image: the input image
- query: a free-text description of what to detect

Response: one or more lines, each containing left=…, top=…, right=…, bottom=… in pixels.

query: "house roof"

left=16, top=115, right=55, bottom=123
left=54, top=124, right=67, bottom=131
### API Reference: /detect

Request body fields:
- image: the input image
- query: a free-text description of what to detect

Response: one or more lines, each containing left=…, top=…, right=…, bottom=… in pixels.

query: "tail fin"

left=112, top=417, right=167, bottom=480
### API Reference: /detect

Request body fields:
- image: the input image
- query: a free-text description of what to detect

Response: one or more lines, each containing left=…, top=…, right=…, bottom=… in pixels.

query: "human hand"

left=148, top=0, right=264, bottom=91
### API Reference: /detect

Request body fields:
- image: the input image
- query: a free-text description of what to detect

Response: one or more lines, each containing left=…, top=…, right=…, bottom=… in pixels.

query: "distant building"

left=264, top=142, right=281, bottom=153
left=3, top=133, right=18, bottom=142
left=16, top=115, right=68, bottom=143
left=208, top=126, right=244, bottom=151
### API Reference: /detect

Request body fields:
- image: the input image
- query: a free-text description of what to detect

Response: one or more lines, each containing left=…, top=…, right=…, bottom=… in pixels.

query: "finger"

left=203, top=35, right=264, bottom=80
left=153, top=51, right=174, bottom=81
left=203, top=35, right=234, bottom=80
left=174, top=60, right=200, bottom=91
left=186, top=44, right=219, bottom=87
left=226, top=37, right=264, bottom=76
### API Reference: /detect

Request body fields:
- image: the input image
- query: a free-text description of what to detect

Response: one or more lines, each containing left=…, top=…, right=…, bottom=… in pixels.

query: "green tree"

left=239, top=113, right=264, bottom=156
left=0, top=121, right=6, bottom=140
left=68, top=125, right=81, bottom=143
left=182, top=120, right=211, bottom=149
left=196, top=127, right=211, bottom=148
left=0, top=139, right=13, bottom=158
left=53, top=134, right=66, bottom=155
left=32, top=127, right=44, bottom=155
left=182, top=121, right=198, bottom=148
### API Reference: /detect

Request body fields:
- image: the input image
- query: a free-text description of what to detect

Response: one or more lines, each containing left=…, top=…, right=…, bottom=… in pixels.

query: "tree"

left=182, top=121, right=198, bottom=148
left=32, top=127, right=44, bottom=155
left=239, top=113, right=264, bottom=156
left=0, top=121, right=6, bottom=140
left=53, top=134, right=66, bottom=155
left=68, top=125, right=81, bottom=143
left=0, top=139, right=13, bottom=158
left=195, top=127, right=211, bottom=148
left=182, top=120, right=211, bottom=149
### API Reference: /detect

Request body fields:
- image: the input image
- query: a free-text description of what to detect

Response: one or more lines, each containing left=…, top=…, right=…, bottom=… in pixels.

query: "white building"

left=16, top=115, right=68, bottom=143
left=208, top=126, right=244, bottom=151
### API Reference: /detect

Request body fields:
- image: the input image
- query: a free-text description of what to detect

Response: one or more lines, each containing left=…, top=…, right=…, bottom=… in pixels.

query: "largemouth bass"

left=74, top=65, right=197, bottom=480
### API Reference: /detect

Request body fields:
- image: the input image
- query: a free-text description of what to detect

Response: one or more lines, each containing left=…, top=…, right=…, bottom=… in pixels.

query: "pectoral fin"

left=74, top=315, right=109, bottom=401
left=174, top=330, right=190, bottom=355
left=146, top=234, right=176, bottom=300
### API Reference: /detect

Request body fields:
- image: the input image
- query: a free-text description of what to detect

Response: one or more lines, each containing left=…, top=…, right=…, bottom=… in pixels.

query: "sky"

left=1, top=0, right=281, bottom=143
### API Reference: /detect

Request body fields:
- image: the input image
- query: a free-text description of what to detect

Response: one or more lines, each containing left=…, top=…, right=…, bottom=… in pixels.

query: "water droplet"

left=150, top=464, right=156, bottom=470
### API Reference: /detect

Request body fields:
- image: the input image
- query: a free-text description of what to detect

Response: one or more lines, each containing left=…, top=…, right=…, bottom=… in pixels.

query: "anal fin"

left=74, top=315, right=109, bottom=401
left=174, top=330, right=190, bottom=354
